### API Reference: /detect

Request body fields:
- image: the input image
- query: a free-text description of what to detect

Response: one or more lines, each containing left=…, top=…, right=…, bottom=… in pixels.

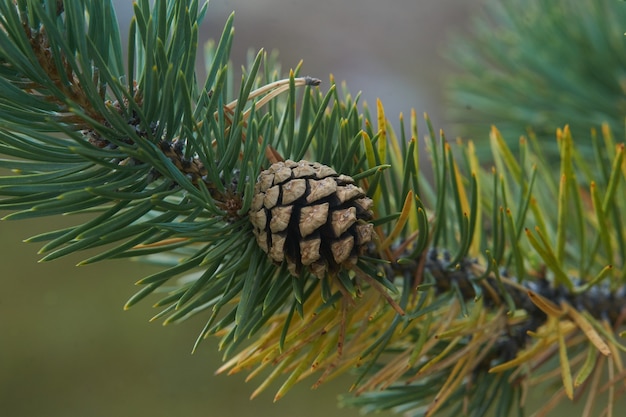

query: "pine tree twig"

left=1, top=2, right=626, bottom=416
left=403, top=249, right=625, bottom=362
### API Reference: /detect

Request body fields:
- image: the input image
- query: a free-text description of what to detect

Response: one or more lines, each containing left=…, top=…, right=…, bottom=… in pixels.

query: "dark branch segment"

left=395, top=248, right=626, bottom=366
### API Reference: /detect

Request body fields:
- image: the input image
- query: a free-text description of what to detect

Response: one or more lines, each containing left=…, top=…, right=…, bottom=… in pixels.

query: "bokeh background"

left=1, top=1, right=611, bottom=416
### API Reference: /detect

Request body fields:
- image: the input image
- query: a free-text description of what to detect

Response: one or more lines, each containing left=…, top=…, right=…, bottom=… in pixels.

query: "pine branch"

left=1, top=1, right=625, bottom=416
left=445, top=0, right=626, bottom=158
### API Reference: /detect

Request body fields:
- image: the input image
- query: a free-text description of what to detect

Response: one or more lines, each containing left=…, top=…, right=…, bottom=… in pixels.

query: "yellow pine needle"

left=490, top=126, right=521, bottom=181
left=311, top=299, right=349, bottom=389
left=556, top=126, right=574, bottom=264
left=423, top=342, right=471, bottom=378
left=244, top=358, right=271, bottom=382
left=376, top=98, right=387, bottom=165
left=405, top=136, right=419, bottom=234
left=233, top=287, right=394, bottom=395
left=490, top=319, right=568, bottom=373
left=452, top=155, right=470, bottom=216
left=361, top=131, right=376, bottom=168
left=310, top=333, right=341, bottom=389
left=410, top=109, right=419, bottom=145
left=583, top=355, right=606, bottom=417
left=527, top=327, right=583, bottom=373
left=350, top=311, right=384, bottom=345
left=402, top=308, right=461, bottom=381
left=380, top=190, right=413, bottom=251
left=525, top=227, right=572, bottom=289
left=378, top=354, right=413, bottom=391
left=272, top=321, right=340, bottom=367
left=227, top=317, right=322, bottom=374
left=309, top=334, right=336, bottom=373
left=528, top=349, right=585, bottom=387
left=357, top=350, right=412, bottom=393
left=422, top=329, right=494, bottom=384
left=425, top=354, right=468, bottom=417
left=556, top=319, right=575, bottom=399
left=467, top=140, right=482, bottom=256
left=321, top=323, right=376, bottom=383
left=316, top=357, right=357, bottom=388
left=575, top=344, right=599, bottom=387
left=556, top=174, right=568, bottom=264
left=600, top=123, right=616, bottom=157
left=602, top=322, right=624, bottom=374
left=621, top=142, right=626, bottom=180
left=221, top=345, right=270, bottom=376
left=415, top=336, right=462, bottom=377
left=315, top=352, right=362, bottom=388
left=250, top=359, right=290, bottom=400
left=582, top=311, right=626, bottom=353
left=360, top=131, right=383, bottom=211
left=435, top=302, right=489, bottom=340
left=231, top=288, right=399, bottom=396
left=527, top=289, right=564, bottom=317
left=427, top=321, right=500, bottom=417
left=562, top=301, right=611, bottom=356
left=434, top=323, right=470, bottom=340
left=215, top=344, right=254, bottom=375
left=274, top=336, right=325, bottom=401
left=390, top=113, right=404, bottom=177
left=410, top=110, right=420, bottom=187
left=607, top=356, right=615, bottom=417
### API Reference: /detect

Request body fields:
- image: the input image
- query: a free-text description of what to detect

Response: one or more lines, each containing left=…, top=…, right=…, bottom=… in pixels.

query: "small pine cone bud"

left=249, top=160, right=374, bottom=278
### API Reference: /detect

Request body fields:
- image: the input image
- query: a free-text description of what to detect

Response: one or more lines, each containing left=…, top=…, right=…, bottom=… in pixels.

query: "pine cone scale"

left=263, top=185, right=280, bottom=207
left=281, top=178, right=306, bottom=204
left=331, top=207, right=357, bottom=236
left=269, top=233, right=286, bottom=262
left=306, top=177, right=337, bottom=203
left=331, top=236, right=354, bottom=264
left=299, top=203, right=329, bottom=237
left=300, top=236, right=322, bottom=265
left=269, top=206, right=292, bottom=233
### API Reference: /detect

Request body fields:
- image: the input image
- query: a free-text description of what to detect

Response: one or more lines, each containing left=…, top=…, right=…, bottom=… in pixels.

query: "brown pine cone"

left=249, top=160, right=374, bottom=278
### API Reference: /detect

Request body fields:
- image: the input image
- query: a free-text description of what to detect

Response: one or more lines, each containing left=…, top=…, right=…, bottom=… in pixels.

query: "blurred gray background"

left=0, top=1, right=487, bottom=416
left=199, top=0, right=480, bottom=133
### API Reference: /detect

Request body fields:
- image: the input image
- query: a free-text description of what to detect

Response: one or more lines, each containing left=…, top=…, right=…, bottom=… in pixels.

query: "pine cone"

left=249, top=160, right=374, bottom=278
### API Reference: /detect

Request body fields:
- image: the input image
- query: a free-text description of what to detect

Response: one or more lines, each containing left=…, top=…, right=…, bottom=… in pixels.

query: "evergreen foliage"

left=445, top=0, right=626, bottom=158
left=0, top=1, right=624, bottom=416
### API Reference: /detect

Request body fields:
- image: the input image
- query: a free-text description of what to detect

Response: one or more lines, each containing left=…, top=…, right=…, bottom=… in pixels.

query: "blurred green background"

left=0, top=216, right=380, bottom=416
